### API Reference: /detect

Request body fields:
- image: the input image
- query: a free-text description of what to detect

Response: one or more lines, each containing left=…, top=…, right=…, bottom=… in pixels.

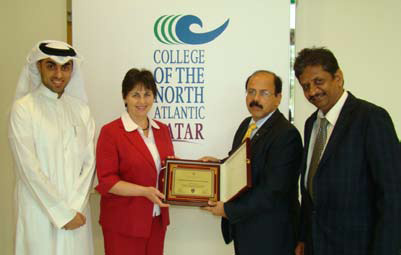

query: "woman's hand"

left=161, top=155, right=180, bottom=167
left=198, top=156, right=220, bottom=162
left=140, top=186, right=169, bottom=208
left=109, top=181, right=169, bottom=207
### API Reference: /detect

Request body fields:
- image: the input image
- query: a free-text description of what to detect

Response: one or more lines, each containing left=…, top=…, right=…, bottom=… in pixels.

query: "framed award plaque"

left=164, top=139, right=251, bottom=206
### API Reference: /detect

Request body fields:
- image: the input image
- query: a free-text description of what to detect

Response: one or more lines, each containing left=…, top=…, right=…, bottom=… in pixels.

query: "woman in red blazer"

left=96, top=69, right=174, bottom=255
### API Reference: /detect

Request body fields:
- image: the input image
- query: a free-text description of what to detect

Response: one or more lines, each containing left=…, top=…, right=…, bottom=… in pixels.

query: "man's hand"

left=201, top=201, right=227, bottom=218
left=295, top=242, right=305, bottom=255
left=63, top=212, right=86, bottom=230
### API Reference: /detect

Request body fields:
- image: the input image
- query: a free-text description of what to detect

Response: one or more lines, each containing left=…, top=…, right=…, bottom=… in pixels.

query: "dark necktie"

left=307, top=117, right=329, bottom=200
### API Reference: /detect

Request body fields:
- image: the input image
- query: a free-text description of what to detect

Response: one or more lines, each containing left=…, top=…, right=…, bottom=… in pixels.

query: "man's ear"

left=335, top=69, right=344, bottom=87
left=275, top=93, right=282, bottom=107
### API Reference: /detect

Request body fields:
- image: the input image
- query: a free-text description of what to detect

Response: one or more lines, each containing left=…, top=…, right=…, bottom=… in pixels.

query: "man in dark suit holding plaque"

left=202, top=70, right=303, bottom=255
left=293, top=47, right=401, bottom=255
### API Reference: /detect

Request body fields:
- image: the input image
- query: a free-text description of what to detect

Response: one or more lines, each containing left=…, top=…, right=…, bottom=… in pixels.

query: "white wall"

left=294, top=0, right=401, bottom=139
left=0, top=0, right=67, bottom=254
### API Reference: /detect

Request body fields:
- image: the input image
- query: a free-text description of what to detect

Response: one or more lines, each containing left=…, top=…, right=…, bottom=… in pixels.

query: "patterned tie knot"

left=242, top=123, right=257, bottom=142
left=319, top=117, right=329, bottom=129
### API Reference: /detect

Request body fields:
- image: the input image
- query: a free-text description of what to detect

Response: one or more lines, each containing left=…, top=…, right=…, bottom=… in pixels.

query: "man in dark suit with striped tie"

left=294, top=47, right=401, bottom=255
left=202, top=70, right=303, bottom=255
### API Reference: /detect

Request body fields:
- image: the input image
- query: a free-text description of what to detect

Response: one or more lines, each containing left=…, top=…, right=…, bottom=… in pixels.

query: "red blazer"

left=96, top=118, right=174, bottom=238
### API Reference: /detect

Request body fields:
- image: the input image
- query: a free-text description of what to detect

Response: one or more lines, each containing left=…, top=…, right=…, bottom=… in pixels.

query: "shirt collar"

left=38, top=84, right=61, bottom=100
left=251, top=109, right=276, bottom=128
left=318, top=90, right=348, bottom=126
left=121, top=111, right=160, bottom=132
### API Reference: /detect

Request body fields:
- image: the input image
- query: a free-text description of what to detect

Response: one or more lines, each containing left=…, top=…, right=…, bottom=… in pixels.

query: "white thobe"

left=9, top=85, right=95, bottom=255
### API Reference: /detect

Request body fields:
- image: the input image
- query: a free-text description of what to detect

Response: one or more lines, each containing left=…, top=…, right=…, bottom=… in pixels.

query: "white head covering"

left=14, top=40, right=88, bottom=102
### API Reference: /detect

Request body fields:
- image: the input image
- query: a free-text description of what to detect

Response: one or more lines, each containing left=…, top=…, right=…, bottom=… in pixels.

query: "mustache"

left=309, top=93, right=324, bottom=101
left=249, top=100, right=263, bottom=109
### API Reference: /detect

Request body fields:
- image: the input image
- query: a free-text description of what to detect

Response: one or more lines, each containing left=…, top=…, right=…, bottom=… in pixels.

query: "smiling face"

left=299, top=65, right=344, bottom=114
left=37, top=58, right=73, bottom=97
left=124, top=84, right=154, bottom=121
left=245, top=72, right=282, bottom=121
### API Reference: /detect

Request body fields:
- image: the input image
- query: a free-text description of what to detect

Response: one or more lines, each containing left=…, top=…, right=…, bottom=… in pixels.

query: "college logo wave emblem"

left=154, top=15, right=230, bottom=45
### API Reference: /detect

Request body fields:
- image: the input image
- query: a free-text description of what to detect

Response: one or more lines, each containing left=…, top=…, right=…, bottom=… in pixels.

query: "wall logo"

left=154, top=15, right=229, bottom=45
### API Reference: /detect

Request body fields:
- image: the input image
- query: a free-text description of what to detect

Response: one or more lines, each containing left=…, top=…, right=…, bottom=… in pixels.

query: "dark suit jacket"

left=222, top=110, right=303, bottom=255
left=299, top=93, right=401, bottom=255
left=96, top=118, right=174, bottom=238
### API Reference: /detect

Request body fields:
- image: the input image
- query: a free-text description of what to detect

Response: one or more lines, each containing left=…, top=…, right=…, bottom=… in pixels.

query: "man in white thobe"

left=9, top=40, right=95, bottom=255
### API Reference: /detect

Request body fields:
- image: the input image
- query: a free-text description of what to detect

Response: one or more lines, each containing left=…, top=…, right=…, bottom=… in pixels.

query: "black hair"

left=245, top=70, right=282, bottom=96
left=294, top=47, right=340, bottom=79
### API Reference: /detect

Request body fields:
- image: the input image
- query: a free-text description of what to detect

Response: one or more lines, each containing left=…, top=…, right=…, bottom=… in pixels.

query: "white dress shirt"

left=304, top=91, right=348, bottom=188
left=247, top=110, right=276, bottom=139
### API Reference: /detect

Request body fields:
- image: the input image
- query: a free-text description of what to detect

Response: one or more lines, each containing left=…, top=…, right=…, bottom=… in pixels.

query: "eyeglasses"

left=246, top=89, right=273, bottom=98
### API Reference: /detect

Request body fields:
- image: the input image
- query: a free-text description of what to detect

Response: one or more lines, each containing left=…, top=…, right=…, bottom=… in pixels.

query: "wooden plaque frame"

left=164, top=139, right=251, bottom=206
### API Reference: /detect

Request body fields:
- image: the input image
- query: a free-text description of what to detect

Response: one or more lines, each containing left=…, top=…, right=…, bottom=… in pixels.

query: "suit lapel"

left=248, top=110, right=282, bottom=159
left=232, top=117, right=251, bottom=150
left=304, top=114, right=316, bottom=159
left=232, top=110, right=281, bottom=155
left=317, top=93, right=358, bottom=170
left=121, top=123, right=157, bottom=170
left=153, top=126, right=169, bottom=163
left=251, top=110, right=280, bottom=145
left=301, top=112, right=317, bottom=187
